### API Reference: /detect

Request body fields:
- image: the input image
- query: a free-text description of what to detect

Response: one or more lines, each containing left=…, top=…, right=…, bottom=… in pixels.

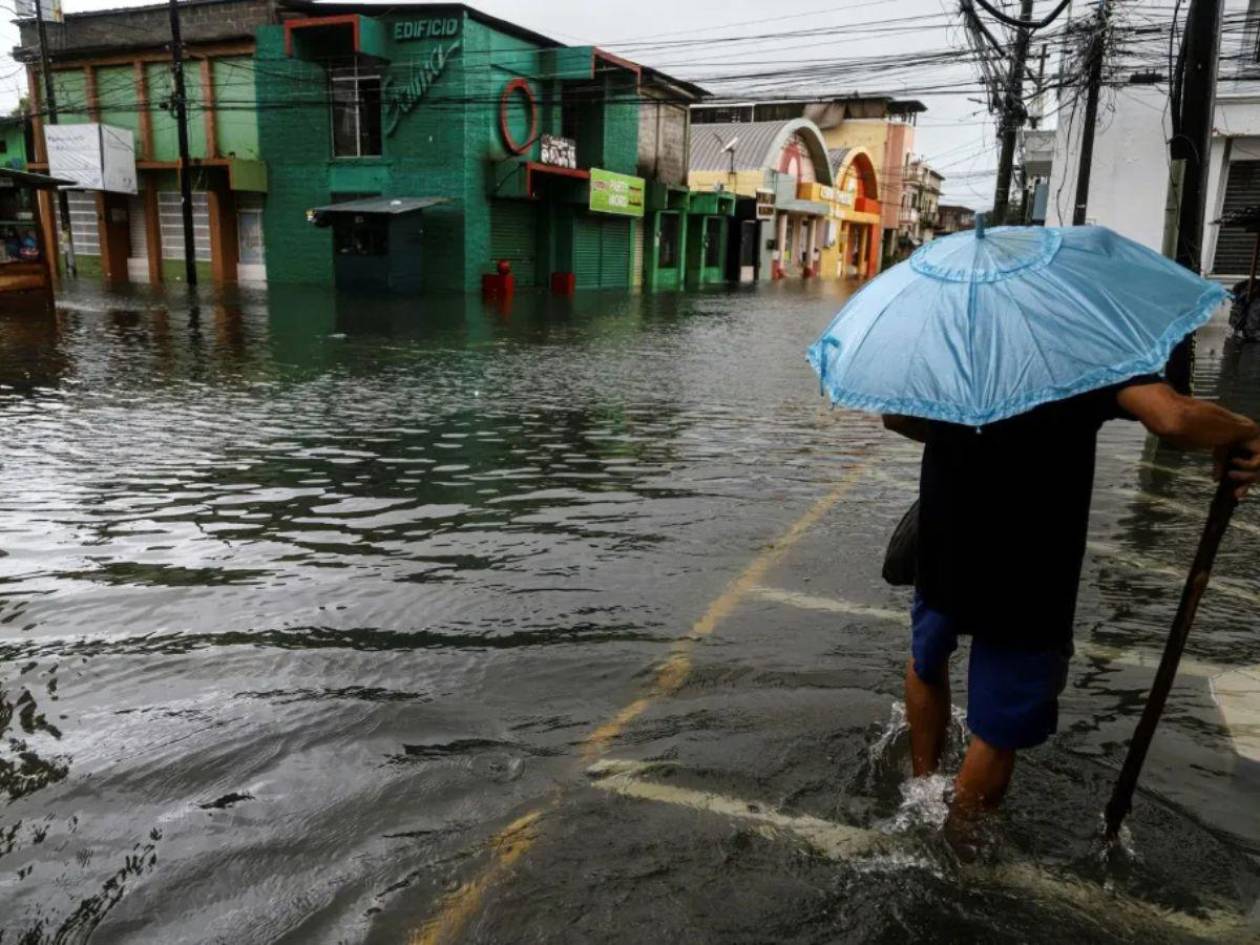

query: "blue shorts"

left=911, top=593, right=1072, bottom=751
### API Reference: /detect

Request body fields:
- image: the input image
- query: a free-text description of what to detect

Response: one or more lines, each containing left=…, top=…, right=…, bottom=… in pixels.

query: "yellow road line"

left=583, top=462, right=868, bottom=759
left=407, top=461, right=871, bottom=945
left=408, top=810, right=544, bottom=945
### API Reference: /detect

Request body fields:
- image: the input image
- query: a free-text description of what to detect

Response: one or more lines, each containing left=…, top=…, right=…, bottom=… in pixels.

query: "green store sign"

left=393, top=17, right=461, bottom=41
left=589, top=168, right=645, bottom=218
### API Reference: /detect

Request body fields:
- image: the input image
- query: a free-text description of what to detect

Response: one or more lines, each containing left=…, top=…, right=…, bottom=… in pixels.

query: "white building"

left=899, top=158, right=945, bottom=246
left=1019, top=128, right=1056, bottom=224
left=1046, top=0, right=1260, bottom=280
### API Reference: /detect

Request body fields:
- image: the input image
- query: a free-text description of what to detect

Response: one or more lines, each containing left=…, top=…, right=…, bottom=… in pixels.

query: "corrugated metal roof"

left=310, top=197, right=450, bottom=216
left=689, top=121, right=787, bottom=173
left=689, top=119, right=833, bottom=186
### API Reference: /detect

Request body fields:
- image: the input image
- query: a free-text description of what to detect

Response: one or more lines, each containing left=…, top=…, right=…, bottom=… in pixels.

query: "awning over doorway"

left=307, top=196, right=449, bottom=225
left=310, top=196, right=449, bottom=216
left=777, top=197, right=830, bottom=216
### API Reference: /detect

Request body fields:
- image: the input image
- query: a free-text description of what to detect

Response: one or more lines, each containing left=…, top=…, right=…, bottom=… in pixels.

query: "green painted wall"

left=0, top=119, right=27, bottom=169
left=161, top=259, right=214, bottom=284
left=213, top=58, right=261, bottom=159
left=253, top=28, right=330, bottom=285
left=146, top=61, right=208, bottom=160
left=257, top=8, right=472, bottom=290
left=51, top=70, right=90, bottom=122
left=257, top=8, right=642, bottom=293
left=41, top=61, right=247, bottom=159
left=96, top=65, right=140, bottom=139
left=602, top=73, right=639, bottom=177
left=72, top=254, right=102, bottom=279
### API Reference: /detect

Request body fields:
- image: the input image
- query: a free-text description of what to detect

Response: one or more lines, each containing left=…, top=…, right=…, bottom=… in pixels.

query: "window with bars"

left=330, top=62, right=382, bottom=158
left=64, top=191, right=100, bottom=256
left=157, top=191, right=211, bottom=262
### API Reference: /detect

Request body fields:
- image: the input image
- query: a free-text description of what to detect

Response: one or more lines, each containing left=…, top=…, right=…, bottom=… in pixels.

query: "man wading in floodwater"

left=883, top=381, right=1260, bottom=816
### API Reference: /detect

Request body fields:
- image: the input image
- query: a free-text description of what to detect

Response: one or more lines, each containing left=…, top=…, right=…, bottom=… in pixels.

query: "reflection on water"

left=1, top=281, right=1258, bottom=943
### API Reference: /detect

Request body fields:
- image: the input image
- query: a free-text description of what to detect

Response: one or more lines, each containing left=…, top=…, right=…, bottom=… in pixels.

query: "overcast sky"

left=1, top=0, right=1020, bottom=208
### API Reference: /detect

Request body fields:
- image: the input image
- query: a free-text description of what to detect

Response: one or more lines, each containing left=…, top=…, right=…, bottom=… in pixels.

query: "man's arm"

left=883, top=414, right=930, bottom=444
left=1117, top=381, right=1260, bottom=497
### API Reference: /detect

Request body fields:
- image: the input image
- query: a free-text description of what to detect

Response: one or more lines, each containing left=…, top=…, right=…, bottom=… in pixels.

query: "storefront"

left=820, top=147, right=882, bottom=279
left=487, top=162, right=644, bottom=292
left=15, top=1, right=272, bottom=287
left=687, top=117, right=838, bottom=283
left=0, top=167, right=66, bottom=308
left=643, top=183, right=690, bottom=291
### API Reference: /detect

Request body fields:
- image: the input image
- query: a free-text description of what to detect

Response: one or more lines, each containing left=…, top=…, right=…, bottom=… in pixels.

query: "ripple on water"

left=2, top=288, right=1259, bottom=942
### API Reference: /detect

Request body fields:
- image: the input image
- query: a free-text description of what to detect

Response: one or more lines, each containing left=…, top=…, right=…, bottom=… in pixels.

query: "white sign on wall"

left=45, top=123, right=137, bottom=194
left=755, top=188, right=775, bottom=221
left=540, top=134, right=577, bottom=169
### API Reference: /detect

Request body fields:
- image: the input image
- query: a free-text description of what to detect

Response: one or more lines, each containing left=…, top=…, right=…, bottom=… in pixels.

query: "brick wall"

left=637, top=96, right=689, bottom=186
left=16, top=0, right=273, bottom=56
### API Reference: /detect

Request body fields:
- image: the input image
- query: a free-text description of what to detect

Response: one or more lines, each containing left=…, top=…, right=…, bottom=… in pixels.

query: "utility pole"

left=992, top=0, right=1035, bottom=224
left=168, top=0, right=198, bottom=286
left=1073, top=2, right=1110, bottom=226
left=33, top=0, right=75, bottom=277
left=1166, top=0, right=1222, bottom=393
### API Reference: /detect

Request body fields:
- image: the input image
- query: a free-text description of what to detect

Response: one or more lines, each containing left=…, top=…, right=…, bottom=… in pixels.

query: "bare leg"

left=953, top=735, right=1016, bottom=814
left=904, top=658, right=951, bottom=777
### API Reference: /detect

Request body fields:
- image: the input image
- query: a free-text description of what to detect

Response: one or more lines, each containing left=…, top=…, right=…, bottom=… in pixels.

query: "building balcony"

left=899, top=207, right=920, bottom=226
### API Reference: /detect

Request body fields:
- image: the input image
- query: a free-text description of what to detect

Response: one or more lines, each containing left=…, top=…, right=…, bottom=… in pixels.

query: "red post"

left=482, top=259, right=516, bottom=298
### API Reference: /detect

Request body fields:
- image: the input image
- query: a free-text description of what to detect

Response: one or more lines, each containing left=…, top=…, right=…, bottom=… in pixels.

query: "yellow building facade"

left=688, top=119, right=881, bottom=281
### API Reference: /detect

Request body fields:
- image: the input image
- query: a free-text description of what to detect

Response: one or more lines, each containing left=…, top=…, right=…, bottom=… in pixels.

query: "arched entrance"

left=830, top=148, right=882, bottom=279
left=767, top=122, right=833, bottom=278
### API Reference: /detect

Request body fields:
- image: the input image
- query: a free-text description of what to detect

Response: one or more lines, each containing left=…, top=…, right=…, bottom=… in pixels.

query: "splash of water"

left=881, top=774, right=954, bottom=834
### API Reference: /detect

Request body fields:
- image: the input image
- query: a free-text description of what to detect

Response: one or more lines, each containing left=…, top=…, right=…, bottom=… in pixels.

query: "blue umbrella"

left=806, top=220, right=1228, bottom=426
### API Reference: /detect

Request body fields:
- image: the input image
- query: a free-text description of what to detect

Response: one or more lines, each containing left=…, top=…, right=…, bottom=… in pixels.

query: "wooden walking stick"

left=1103, top=458, right=1241, bottom=841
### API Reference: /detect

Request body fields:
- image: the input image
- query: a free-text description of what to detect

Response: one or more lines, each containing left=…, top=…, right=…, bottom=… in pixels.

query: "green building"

left=257, top=2, right=713, bottom=293
left=14, top=0, right=274, bottom=286
left=1, top=116, right=30, bottom=171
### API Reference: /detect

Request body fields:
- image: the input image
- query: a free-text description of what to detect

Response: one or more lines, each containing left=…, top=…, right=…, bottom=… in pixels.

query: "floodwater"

left=1, top=279, right=1259, bottom=944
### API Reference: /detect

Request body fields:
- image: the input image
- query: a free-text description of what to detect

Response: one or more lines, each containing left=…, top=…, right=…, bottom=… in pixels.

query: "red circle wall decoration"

left=499, top=78, right=539, bottom=155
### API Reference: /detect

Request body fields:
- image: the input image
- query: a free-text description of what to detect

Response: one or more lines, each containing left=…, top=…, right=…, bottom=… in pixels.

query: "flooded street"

left=2, top=280, right=1259, bottom=944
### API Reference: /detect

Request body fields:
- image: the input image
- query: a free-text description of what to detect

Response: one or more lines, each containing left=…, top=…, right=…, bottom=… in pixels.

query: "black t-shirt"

left=915, top=378, right=1158, bottom=649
